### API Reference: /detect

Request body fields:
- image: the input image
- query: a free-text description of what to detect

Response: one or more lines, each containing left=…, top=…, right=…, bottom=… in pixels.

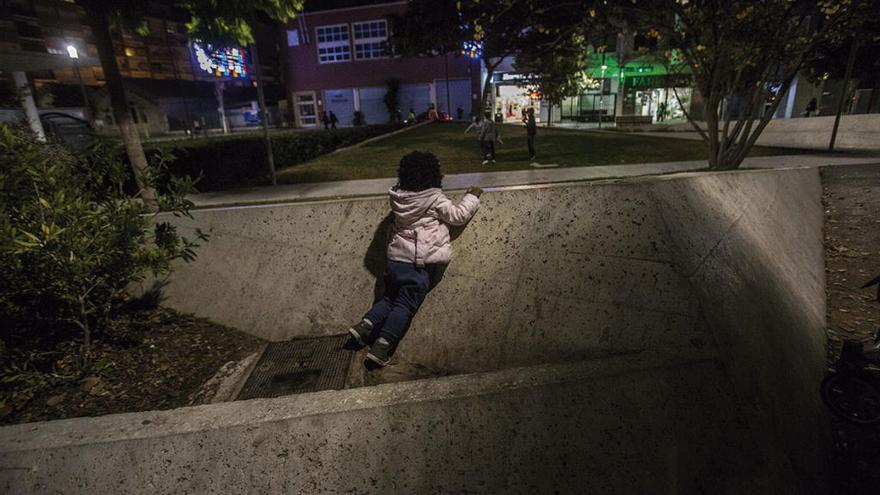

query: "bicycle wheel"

left=821, top=373, right=880, bottom=424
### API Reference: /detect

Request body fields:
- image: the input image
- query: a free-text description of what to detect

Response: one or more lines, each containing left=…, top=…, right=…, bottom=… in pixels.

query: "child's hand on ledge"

left=466, top=187, right=484, bottom=198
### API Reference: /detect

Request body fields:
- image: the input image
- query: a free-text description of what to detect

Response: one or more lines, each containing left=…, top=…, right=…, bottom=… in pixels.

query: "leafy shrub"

left=352, top=111, right=366, bottom=127
left=147, top=125, right=398, bottom=192
left=0, top=124, right=205, bottom=356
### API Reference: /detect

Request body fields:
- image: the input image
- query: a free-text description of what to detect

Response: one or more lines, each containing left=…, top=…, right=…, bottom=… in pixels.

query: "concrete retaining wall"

left=650, top=114, right=880, bottom=150
left=0, top=168, right=829, bottom=493
left=1, top=353, right=784, bottom=494
left=163, top=181, right=710, bottom=374
left=650, top=169, right=829, bottom=492
left=160, top=167, right=829, bottom=490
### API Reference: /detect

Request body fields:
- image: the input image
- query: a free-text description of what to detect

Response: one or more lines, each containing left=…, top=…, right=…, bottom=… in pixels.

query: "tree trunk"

left=215, top=80, right=228, bottom=134
left=830, top=37, right=859, bottom=152
left=78, top=295, right=91, bottom=358
left=12, top=71, right=46, bottom=141
left=479, top=62, right=498, bottom=119
left=444, top=52, right=451, bottom=117
left=82, top=1, right=158, bottom=211
left=705, top=97, right=720, bottom=170
left=250, top=44, right=276, bottom=185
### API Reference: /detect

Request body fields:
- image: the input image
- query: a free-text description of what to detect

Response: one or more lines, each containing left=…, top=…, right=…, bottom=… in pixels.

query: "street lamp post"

left=599, top=63, right=607, bottom=130
left=66, top=45, right=92, bottom=126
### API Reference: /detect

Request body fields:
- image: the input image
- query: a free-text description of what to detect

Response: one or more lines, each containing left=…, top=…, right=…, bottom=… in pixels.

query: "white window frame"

left=316, top=23, right=351, bottom=64
left=352, top=19, right=388, bottom=61
left=294, top=91, right=318, bottom=127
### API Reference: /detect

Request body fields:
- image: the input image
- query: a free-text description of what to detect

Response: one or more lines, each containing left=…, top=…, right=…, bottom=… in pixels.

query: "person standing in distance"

left=525, top=107, right=537, bottom=163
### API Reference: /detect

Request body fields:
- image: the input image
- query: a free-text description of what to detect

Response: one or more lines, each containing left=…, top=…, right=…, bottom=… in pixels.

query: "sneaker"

left=481, top=159, right=489, bottom=165
left=366, top=337, right=392, bottom=367
left=490, top=159, right=496, bottom=164
left=347, top=319, right=373, bottom=347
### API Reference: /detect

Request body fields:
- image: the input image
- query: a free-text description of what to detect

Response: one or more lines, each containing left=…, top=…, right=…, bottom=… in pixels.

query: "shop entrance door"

left=294, top=91, right=318, bottom=127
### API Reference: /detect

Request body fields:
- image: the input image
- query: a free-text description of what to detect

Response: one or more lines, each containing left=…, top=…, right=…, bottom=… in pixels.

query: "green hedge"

left=147, top=125, right=397, bottom=192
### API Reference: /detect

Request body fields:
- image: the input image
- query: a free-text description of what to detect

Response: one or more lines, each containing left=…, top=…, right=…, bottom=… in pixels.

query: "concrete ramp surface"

left=0, top=167, right=829, bottom=494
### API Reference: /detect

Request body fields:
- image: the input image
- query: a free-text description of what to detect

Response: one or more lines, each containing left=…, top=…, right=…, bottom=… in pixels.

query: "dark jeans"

left=480, top=140, right=495, bottom=160
left=364, top=260, right=433, bottom=347
left=527, top=134, right=536, bottom=158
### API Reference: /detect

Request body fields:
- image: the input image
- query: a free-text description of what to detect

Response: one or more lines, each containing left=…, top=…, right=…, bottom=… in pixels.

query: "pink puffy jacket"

left=386, top=187, right=480, bottom=266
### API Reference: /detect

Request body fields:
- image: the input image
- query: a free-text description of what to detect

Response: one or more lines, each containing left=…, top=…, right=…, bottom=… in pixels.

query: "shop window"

left=353, top=20, right=387, bottom=60
left=316, top=24, right=350, bottom=63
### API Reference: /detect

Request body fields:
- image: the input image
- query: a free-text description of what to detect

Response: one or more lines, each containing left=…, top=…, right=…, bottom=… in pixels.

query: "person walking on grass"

left=321, top=111, right=330, bottom=130
left=345, top=151, right=483, bottom=367
left=329, top=111, right=339, bottom=130
left=477, top=113, right=501, bottom=164
left=525, top=107, right=537, bottom=162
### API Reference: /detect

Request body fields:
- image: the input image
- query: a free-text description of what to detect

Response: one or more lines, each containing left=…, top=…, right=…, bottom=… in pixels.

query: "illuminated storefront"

left=490, top=72, right=542, bottom=123
left=560, top=54, right=694, bottom=125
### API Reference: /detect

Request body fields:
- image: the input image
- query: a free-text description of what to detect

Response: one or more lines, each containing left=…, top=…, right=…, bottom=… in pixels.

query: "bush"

left=352, top=111, right=365, bottom=127
left=0, top=124, right=204, bottom=356
left=147, top=125, right=398, bottom=192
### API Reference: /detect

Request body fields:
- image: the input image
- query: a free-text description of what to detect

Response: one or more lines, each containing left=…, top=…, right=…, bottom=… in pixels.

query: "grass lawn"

left=274, top=123, right=801, bottom=185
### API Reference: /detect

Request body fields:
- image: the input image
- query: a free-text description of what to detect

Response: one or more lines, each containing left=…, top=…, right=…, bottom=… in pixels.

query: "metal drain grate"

left=236, top=334, right=352, bottom=400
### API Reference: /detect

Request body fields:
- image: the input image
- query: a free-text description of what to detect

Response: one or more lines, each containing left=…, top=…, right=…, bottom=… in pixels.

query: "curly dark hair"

left=397, top=151, right=443, bottom=191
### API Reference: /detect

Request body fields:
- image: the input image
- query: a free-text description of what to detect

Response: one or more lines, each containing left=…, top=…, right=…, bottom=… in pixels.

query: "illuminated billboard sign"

left=192, top=42, right=249, bottom=79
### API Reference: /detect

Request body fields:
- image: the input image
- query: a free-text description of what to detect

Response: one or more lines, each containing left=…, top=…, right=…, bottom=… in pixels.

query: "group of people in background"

left=320, top=110, right=339, bottom=130
left=465, top=106, right=537, bottom=165
left=321, top=102, right=539, bottom=164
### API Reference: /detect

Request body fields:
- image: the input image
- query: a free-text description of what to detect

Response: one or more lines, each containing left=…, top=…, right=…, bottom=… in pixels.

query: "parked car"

left=414, top=110, right=454, bottom=122
left=40, top=112, right=95, bottom=148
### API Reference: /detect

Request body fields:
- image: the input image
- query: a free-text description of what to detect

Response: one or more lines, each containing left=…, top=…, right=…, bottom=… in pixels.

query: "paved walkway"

left=189, top=153, right=880, bottom=208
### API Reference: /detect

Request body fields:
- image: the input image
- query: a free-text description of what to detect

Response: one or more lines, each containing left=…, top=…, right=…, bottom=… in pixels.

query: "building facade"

left=1, top=0, right=285, bottom=136
left=0, top=0, right=280, bottom=86
left=283, top=1, right=481, bottom=128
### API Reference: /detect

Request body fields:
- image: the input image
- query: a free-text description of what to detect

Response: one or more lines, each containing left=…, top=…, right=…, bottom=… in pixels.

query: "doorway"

left=294, top=91, right=318, bottom=127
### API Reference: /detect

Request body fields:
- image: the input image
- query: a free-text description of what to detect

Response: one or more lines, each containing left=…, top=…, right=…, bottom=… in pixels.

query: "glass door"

left=295, top=91, right=318, bottom=127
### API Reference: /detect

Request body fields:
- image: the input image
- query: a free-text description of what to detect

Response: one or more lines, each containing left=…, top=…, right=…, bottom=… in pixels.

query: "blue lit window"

left=316, top=24, right=350, bottom=63
left=353, top=20, right=388, bottom=60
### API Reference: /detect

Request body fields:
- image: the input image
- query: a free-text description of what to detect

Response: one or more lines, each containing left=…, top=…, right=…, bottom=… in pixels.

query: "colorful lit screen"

left=192, top=42, right=248, bottom=79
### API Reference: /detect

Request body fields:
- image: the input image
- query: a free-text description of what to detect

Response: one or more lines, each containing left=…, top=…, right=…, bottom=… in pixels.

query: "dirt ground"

left=2, top=307, right=263, bottom=425
left=821, top=163, right=880, bottom=495
left=823, top=164, right=880, bottom=357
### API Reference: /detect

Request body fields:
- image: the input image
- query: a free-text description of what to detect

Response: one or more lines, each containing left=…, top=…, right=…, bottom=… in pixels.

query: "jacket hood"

left=389, top=187, right=442, bottom=226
